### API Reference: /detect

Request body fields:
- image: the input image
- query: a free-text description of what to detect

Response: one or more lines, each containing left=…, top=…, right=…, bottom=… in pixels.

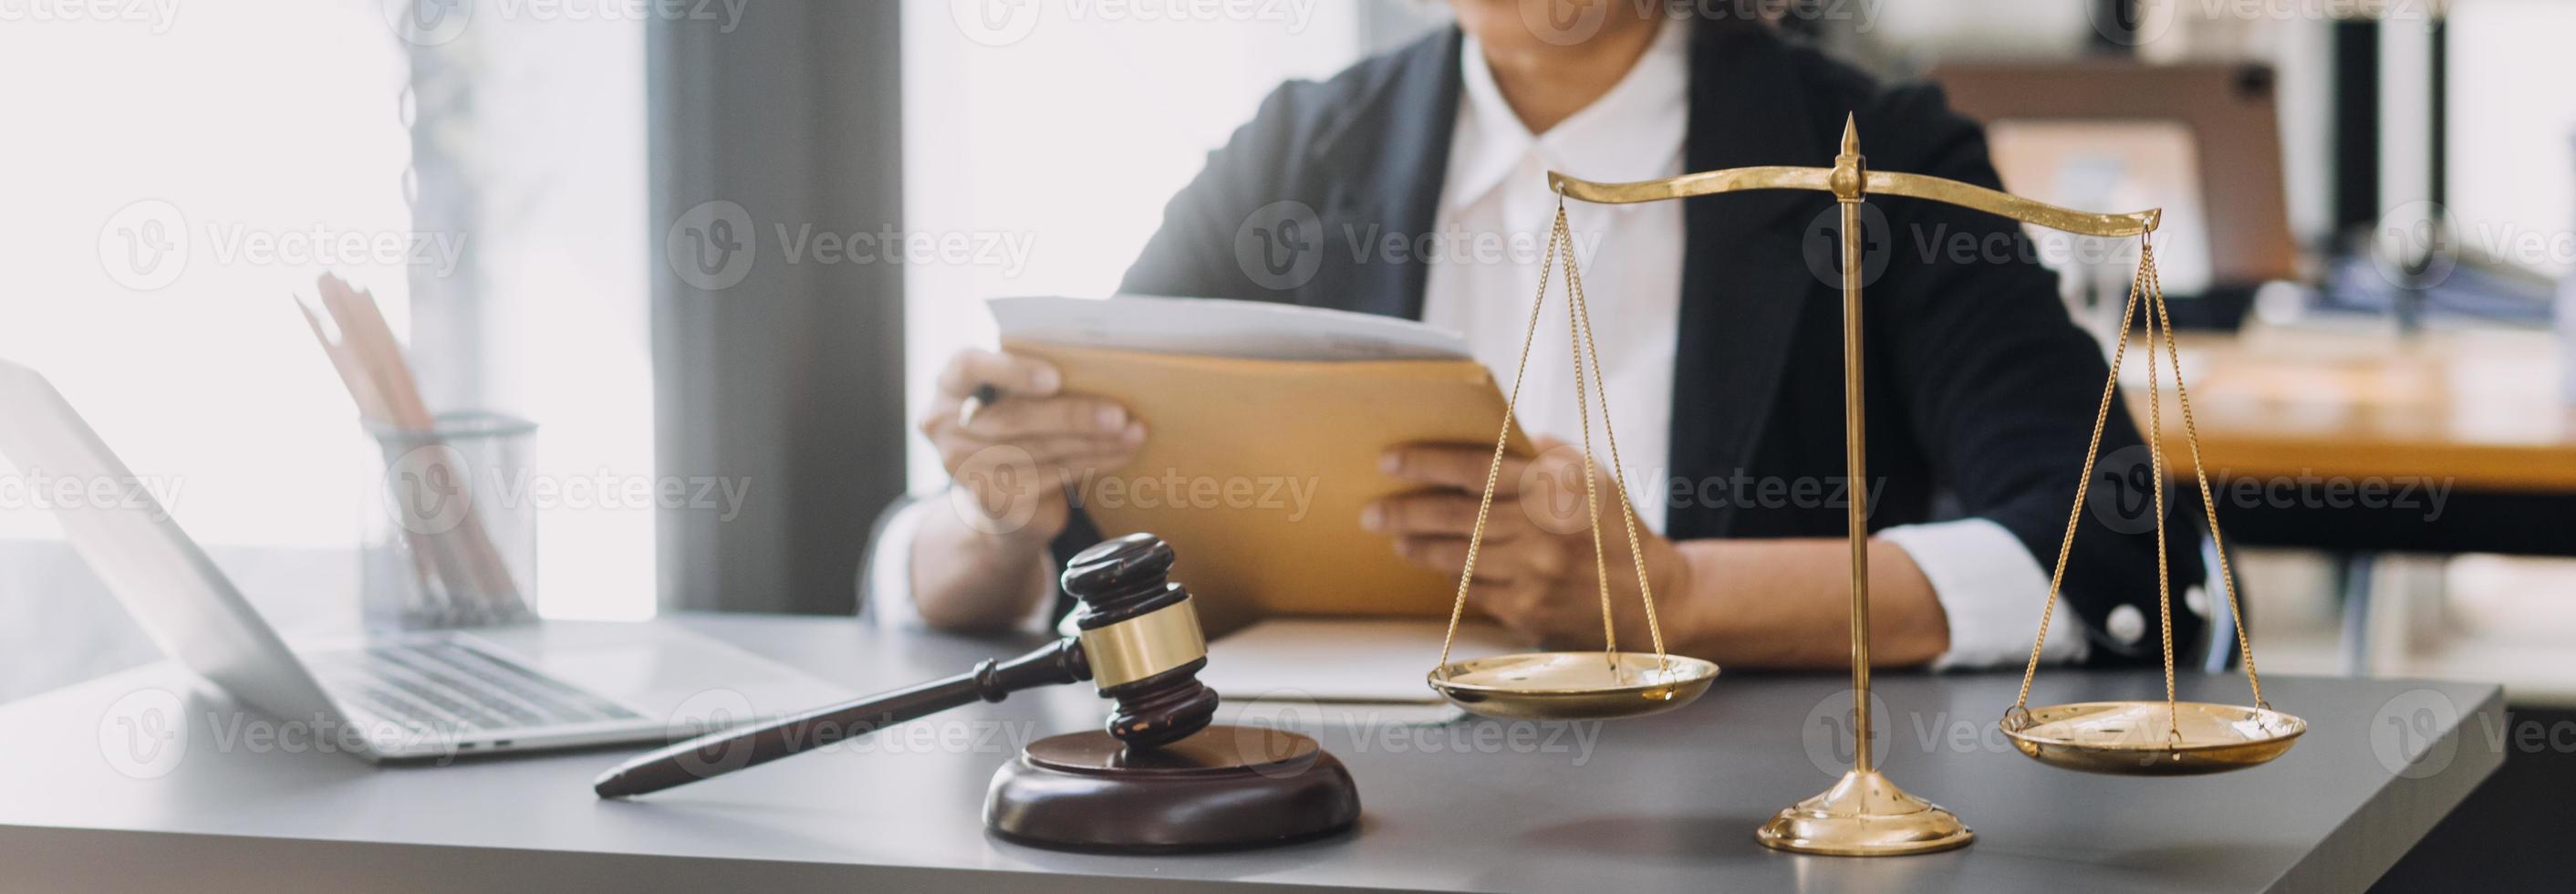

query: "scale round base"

left=1426, top=651, right=1719, bottom=721
left=2000, top=701, right=2305, bottom=775
left=1756, top=769, right=1974, bottom=857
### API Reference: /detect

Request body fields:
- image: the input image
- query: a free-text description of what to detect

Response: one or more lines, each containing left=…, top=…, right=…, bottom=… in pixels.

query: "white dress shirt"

left=878, top=21, right=2086, bottom=667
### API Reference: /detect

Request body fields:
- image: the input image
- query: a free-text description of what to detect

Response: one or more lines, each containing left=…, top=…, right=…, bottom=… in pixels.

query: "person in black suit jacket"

left=900, top=2, right=2204, bottom=670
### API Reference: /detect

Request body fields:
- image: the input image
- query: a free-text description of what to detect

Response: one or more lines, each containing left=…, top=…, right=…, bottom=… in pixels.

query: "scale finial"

left=1840, top=112, right=1858, bottom=156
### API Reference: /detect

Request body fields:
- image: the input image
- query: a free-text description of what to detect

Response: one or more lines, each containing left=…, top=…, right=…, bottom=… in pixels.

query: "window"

left=2446, top=0, right=2576, bottom=278
left=0, top=4, right=651, bottom=621
left=898, top=0, right=1383, bottom=492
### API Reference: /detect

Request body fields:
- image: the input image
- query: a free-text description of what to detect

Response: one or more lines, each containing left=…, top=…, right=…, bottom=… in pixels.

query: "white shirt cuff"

left=864, top=493, right=1060, bottom=635
left=1879, top=517, right=2087, bottom=670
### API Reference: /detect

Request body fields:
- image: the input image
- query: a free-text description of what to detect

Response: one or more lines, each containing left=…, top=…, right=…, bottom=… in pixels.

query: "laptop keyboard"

left=308, top=639, right=641, bottom=734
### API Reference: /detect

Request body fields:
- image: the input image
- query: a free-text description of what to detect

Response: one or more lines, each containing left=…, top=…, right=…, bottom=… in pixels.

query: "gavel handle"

left=593, top=638, right=1088, bottom=798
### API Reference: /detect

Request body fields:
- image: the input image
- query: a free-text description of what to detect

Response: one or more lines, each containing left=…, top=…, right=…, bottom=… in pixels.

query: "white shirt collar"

left=1445, top=18, right=1691, bottom=213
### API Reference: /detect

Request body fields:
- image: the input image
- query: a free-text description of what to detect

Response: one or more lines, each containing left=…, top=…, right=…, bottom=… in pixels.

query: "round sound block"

left=984, top=725, right=1360, bottom=853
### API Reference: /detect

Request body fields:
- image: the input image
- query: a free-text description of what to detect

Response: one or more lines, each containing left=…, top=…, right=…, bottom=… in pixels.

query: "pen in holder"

left=362, top=412, right=538, bottom=629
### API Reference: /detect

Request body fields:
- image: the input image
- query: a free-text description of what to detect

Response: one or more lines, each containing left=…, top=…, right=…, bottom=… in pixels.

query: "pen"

left=957, top=383, right=1000, bottom=428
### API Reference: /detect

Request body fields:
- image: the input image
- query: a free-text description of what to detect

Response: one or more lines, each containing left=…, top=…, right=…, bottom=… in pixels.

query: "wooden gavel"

left=594, top=533, right=1220, bottom=798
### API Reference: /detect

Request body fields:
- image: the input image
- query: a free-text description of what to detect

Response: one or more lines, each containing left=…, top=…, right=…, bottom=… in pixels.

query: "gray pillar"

left=650, top=3, right=907, bottom=614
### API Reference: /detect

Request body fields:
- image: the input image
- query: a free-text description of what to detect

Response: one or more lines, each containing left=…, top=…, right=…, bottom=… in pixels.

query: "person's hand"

left=1364, top=438, right=1690, bottom=650
left=920, top=348, right=1147, bottom=542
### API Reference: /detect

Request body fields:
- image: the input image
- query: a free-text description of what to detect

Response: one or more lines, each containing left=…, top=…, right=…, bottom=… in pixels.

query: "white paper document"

left=989, top=295, right=1470, bottom=362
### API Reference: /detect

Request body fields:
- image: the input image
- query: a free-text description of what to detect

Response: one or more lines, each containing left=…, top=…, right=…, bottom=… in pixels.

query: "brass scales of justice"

left=1423, top=115, right=2306, bottom=856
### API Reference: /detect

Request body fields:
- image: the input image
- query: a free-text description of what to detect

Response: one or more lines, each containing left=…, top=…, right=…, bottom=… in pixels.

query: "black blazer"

left=1052, top=24, right=2204, bottom=667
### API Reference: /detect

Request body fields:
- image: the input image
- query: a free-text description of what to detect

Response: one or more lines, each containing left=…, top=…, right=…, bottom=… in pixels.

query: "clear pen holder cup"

left=361, top=412, right=539, bottom=630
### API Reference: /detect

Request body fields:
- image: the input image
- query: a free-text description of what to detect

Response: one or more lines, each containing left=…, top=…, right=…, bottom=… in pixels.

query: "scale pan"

left=1428, top=651, right=1718, bottom=721
left=2000, top=701, right=2304, bottom=775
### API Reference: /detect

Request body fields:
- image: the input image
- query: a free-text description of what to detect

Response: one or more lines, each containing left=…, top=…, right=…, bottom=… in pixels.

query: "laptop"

left=0, top=357, right=850, bottom=762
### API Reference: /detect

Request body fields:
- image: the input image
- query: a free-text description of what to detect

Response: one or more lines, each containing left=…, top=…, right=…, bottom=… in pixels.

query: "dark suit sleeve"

left=1863, top=84, right=2207, bottom=666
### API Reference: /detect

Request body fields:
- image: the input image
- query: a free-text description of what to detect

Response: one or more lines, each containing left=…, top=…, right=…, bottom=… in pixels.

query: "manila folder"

left=1003, top=340, right=1528, bottom=626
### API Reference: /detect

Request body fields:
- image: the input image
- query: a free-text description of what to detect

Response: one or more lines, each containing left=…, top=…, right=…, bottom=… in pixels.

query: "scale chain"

left=2145, top=250, right=2267, bottom=709
left=1433, top=199, right=1672, bottom=676
left=2012, top=240, right=2150, bottom=717
left=1436, top=203, right=1566, bottom=670
left=1561, top=208, right=1671, bottom=670
left=2142, top=242, right=2177, bottom=733
left=1562, top=210, right=1622, bottom=662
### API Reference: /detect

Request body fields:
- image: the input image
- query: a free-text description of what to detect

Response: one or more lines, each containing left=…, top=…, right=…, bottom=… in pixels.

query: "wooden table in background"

left=2123, top=324, right=2576, bottom=675
left=2133, top=326, right=2576, bottom=492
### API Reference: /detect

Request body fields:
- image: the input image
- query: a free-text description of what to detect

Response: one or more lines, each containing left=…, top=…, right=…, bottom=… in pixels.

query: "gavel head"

left=1063, top=533, right=1220, bottom=748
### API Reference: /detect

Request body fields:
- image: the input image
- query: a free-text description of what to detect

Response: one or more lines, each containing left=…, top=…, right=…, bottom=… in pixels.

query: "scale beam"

left=1547, top=169, right=2161, bottom=238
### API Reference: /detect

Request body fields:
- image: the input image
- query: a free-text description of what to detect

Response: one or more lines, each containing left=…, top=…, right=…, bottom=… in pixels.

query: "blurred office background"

left=2, top=2, right=2572, bottom=886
